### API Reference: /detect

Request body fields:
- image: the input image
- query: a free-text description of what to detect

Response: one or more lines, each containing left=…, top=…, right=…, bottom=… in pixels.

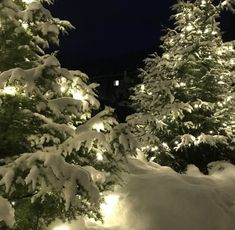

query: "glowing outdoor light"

left=22, top=0, right=35, bottom=4
left=162, top=142, right=169, bottom=149
left=179, top=82, right=186, bottom=87
left=163, top=53, right=170, bottom=59
left=230, top=59, right=235, bottom=65
left=216, top=49, right=223, bottom=55
left=217, top=102, right=223, bottom=107
left=113, top=80, right=119, bottom=86
left=22, top=22, right=28, bottom=30
left=185, top=24, right=193, bottom=32
left=140, top=84, right=145, bottom=92
left=60, top=86, right=66, bottom=93
left=71, top=89, right=85, bottom=101
left=11, top=201, right=15, bottom=206
left=3, top=86, right=17, bottom=95
left=52, top=225, right=70, bottom=230
left=221, top=0, right=228, bottom=6
left=201, top=0, right=207, bottom=6
left=151, top=146, right=159, bottom=151
left=96, top=152, right=104, bottom=161
left=100, top=194, right=119, bottom=218
left=92, top=122, right=105, bottom=132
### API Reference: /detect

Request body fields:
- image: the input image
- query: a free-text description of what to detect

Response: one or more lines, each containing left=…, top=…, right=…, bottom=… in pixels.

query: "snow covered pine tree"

left=0, top=0, right=136, bottom=229
left=128, top=0, right=235, bottom=174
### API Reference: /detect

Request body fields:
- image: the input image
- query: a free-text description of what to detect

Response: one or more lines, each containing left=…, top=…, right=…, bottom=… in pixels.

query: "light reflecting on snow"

left=101, top=194, right=120, bottom=220
left=52, top=224, right=70, bottom=230
left=22, top=0, right=35, bottom=3
left=3, top=86, right=17, bottom=95
left=71, top=90, right=85, bottom=101
left=92, top=122, right=105, bottom=132
left=96, top=152, right=104, bottom=161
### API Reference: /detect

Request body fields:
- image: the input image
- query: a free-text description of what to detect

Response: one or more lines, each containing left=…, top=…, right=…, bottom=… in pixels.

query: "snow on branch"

left=0, top=150, right=100, bottom=212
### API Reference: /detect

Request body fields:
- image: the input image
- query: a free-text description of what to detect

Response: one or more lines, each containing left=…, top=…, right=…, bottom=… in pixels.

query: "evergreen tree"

left=0, top=0, right=136, bottom=229
left=128, top=0, right=235, bottom=174
left=0, top=0, right=71, bottom=71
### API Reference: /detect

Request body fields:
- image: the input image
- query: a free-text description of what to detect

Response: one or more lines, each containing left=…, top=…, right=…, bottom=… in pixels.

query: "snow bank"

left=50, top=158, right=235, bottom=230
left=0, top=196, right=15, bottom=228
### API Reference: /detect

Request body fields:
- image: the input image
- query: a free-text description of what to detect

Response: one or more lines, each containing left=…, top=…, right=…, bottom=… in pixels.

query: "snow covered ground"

left=50, top=157, right=235, bottom=230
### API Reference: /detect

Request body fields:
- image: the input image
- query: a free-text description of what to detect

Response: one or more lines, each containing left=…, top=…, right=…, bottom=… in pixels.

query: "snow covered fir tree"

left=0, top=0, right=136, bottom=229
left=128, top=0, right=235, bottom=174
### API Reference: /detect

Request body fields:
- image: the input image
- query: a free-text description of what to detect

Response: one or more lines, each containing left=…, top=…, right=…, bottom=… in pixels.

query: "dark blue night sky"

left=48, top=0, right=235, bottom=75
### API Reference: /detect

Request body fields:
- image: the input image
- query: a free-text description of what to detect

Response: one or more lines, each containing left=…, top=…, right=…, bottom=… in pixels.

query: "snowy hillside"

left=49, top=157, right=235, bottom=230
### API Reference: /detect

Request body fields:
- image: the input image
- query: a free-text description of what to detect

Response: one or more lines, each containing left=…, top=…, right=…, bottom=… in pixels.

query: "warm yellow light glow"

left=216, top=49, right=223, bottom=55
left=230, top=59, right=235, bottom=65
left=52, top=225, right=70, bottom=230
left=185, top=24, right=193, bottom=32
left=71, top=90, right=85, bottom=101
left=140, top=84, right=145, bottom=92
left=96, top=152, right=104, bottom=161
left=101, top=194, right=119, bottom=218
left=22, top=0, right=35, bottom=4
left=226, top=96, right=233, bottom=102
left=22, top=22, right=28, bottom=30
left=201, top=0, right=207, bottom=6
left=221, top=0, right=228, bottom=6
left=141, top=145, right=150, bottom=151
left=113, top=80, right=119, bottom=86
left=163, top=53, right=170, bottom=59
left=151, top=146, right=159, bottom=151
left=217, top=102, right=223, bottom=107
left=3, top=86, right=17, bottom=95
left=60, top=86, right=66, bottom=93
left=162, top=142, right=169, bottom=149
left=92, top=122, right=105, bottom=132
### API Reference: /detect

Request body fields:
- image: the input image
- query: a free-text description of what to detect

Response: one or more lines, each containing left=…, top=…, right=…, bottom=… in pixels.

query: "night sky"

left=48, top=0, right=235, bottom=76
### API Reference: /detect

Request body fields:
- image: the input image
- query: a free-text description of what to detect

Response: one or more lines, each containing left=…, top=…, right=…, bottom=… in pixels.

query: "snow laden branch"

left=128, top=0, right=235, bottom=173
left=0, top=107, right=136, bottom=228
left=0, top=150, right=99, bottom=210
left=0, top=0, right=72, bottom=71
left=0, top=54, right=136, bottom=228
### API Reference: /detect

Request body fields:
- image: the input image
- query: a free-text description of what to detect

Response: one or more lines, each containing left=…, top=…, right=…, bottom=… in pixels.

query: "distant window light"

left=113, top=80, right=120, bottom=86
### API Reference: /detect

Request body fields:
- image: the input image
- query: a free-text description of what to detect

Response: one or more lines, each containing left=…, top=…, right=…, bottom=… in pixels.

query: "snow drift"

left=50, top=158, right=235, bottom=230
